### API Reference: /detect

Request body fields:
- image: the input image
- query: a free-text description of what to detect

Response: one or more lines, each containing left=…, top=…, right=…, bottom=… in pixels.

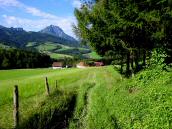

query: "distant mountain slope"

left=40, top=25, right=77, bottom=43
left=25, top=41, right=91, bottom=59
left=0, top=25, right=92, bottom=59
left=0, top=25, right=79, bottom=47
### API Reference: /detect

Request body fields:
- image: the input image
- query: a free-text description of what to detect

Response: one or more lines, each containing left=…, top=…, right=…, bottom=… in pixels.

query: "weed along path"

left=0, top=66, right=121, bottom=129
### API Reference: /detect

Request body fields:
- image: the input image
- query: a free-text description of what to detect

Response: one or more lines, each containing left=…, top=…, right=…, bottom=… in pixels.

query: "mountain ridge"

left=40, top=25, right=77, bottom=43
left=0, top=25, right=79, bottom=47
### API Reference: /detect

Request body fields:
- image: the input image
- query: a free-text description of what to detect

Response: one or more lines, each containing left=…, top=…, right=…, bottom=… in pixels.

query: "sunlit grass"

left=1, top=66, right=172, bottom=128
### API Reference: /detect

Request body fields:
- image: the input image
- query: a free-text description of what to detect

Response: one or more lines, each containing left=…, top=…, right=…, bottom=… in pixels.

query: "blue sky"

left=0, top=0, right=81, bottom=37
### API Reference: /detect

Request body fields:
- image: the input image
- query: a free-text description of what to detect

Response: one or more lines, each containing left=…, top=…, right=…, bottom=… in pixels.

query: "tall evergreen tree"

left=74, top=0, right=172, bottom=75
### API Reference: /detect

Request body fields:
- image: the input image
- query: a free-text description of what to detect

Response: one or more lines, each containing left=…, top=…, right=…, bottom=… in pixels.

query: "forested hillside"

left=0, top=48, right=51, bottom=69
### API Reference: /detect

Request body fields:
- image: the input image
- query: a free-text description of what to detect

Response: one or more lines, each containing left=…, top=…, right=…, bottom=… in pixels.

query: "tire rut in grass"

left=70, top=82, right=95, bottom=129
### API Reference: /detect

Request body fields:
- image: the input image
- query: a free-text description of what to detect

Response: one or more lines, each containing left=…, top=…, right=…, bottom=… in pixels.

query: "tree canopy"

left=74, top=0, right=172, bottom=75
left=0, top=48, right=52, bottom=69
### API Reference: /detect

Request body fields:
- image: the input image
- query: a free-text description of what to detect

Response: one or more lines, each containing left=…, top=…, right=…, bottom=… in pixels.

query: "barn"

left=76, top=62, right=88, bottom=68
left=94, top=62, right=104, bottom=67
left=52, top=62, right=63, bottom=69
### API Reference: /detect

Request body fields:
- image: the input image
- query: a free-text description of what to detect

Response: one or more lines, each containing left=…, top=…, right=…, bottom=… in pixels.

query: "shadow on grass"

left=113, top=64, right=145, bottom=78
left=83, top=83, right=95, bottom=107
left=17, top=89, right=76, bottom=129
left=110, top=116, right=122, bottom=129
left=0, top=126, right=4, bottom=129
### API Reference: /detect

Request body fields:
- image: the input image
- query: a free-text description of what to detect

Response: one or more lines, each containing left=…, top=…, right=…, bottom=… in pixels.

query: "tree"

left=0, top=48, right=52, bottom=69
left=1, top=57, right=10, bottom=69
left=74, top=0, right=172, bottom=76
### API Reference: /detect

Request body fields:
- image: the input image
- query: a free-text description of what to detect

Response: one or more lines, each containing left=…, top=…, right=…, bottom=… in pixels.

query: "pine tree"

left=74, top=0, right=172, bottom=75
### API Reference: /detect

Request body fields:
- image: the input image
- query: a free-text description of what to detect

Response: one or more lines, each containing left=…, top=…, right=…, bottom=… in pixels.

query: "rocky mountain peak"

left=40, top=25, right=77, bottom=42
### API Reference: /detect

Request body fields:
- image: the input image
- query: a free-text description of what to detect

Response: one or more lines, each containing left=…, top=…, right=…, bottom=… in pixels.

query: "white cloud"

left=0, top=0, right=77, bottom=37
left=0, top=0, right=59, bottom=19
left=2, top=15, right=76, bottom=37
left=0, top=0, right=22, bottom=7
left=65, top=0, right=82, bottom=8
left=25, top=7, right=58, bottom=19
left=72, top=0, right=82, bottom=8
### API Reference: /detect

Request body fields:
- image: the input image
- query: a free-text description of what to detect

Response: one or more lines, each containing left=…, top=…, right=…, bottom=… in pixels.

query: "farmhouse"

left=76, top=62, right=88, bottom=68
left=94, top=62, right=104, bottom=67
left=52, top=62, right=63, bottom=69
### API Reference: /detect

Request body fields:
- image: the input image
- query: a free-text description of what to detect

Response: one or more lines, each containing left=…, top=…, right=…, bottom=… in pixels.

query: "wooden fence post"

left=45, top=77, right=50, bottom=95
left=13, top=85, right=19, bottom=128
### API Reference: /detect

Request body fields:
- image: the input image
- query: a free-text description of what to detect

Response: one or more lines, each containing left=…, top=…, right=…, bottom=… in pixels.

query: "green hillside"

left=0, top=43, right=13, bottom=49
left=0, top=66, right=172, bottom=129
left=0, top=25, right=92, bottom=60
left=85, top=51, right=102, bottom=59
left=0, top=41, right=92, bottom=59
left=25, top=41, right=91, bottom=59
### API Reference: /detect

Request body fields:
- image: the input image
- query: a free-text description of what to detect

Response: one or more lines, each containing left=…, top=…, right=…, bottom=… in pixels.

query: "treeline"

left=74, top=0, right=172, bottom=76
left=0, top=48, right=52, bottom=69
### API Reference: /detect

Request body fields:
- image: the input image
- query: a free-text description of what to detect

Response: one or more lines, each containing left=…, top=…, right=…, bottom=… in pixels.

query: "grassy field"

left=0, top=43, right=13, bottom=49
left=0, top=66, right=172, bottom=129
left=84, top=51, right=102, bottom=59
left=25, top=42, right=91, bottom=59
left=0, top=66, right=120, bottom=128
left=50, top=53, right=73, bottom=59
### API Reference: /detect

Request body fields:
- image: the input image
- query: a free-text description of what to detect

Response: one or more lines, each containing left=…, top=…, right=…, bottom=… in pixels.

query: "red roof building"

left=94, top=62, right=104, bottom=67
left=76, top=62, right=89, bottom=68
left=52, top=62, right=63, bottom=69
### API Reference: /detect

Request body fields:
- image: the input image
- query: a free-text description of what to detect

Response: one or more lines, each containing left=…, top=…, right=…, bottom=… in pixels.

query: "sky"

left=0, top=0, right=82, bottom=37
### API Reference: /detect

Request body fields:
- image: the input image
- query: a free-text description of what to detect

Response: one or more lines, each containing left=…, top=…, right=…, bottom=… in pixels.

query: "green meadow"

left=0, top=66, right=172, bottom=129
left=25, top=42, right=91, bottom=59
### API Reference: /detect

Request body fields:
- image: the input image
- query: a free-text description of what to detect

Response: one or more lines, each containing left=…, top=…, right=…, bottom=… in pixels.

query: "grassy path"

left=69, top=66, right=121, bottom=128
left=85, top=68, right=121, bottom=129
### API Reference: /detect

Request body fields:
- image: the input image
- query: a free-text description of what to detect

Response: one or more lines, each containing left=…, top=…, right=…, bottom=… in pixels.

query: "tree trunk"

left=126, top=51, right=130, bottom=76
left=135, top=50, right=139, bottom=72
left=120, top=52, right=123, bottom=74
left=131, top=53, right=134, bottom=77
left=143, top=49, right=146, bottom=66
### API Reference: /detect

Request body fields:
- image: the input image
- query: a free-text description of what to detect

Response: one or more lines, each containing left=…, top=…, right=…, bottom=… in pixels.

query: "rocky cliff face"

left=40, top=25, right=77, bottom=42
